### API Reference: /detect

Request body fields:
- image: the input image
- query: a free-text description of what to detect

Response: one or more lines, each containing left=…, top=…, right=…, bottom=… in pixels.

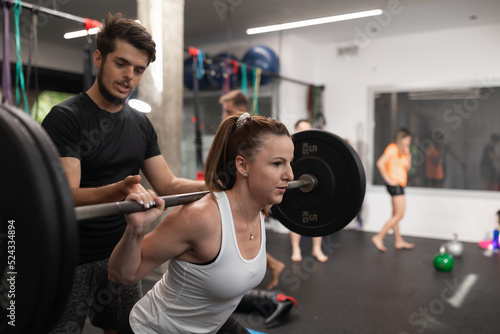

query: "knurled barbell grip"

left=74, top=175, right=317, bottom=221
left=75, top=191, right=210, bottom=221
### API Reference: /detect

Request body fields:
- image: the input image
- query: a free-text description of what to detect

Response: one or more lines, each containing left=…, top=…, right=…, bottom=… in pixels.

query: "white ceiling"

left=9, top=0, right=500, bottom=55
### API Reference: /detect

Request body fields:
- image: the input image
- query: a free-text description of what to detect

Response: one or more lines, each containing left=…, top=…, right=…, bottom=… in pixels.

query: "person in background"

left=480, top=134, right=500, bottom=190
left=425, top=134, right=466, bottom=188
left=219, top=89, right=249, bottom=119
left=371, top=128, right=415, bottom=252
left=289, top=119, right=329, bottom=262
left=109, top=113, right=294, bottom=333
left=42, top=13, right=205, bottom=334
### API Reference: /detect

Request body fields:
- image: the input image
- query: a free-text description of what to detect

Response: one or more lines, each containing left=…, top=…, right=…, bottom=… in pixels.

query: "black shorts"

left=50, top=258, right=142, bottom=333
left=386, top=184, right=405, bottom=196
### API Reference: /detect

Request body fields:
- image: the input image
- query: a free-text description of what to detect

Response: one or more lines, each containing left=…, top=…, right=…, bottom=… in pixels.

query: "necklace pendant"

left=250, top=234, right=254, bottom=240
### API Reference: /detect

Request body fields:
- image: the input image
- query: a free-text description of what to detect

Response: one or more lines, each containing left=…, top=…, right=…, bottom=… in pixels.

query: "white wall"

left=314, top=23, right=500, bottom=243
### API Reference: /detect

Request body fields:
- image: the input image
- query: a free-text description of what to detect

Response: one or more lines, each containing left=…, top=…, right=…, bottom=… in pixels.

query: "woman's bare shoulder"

left=174, top=192, right=221, bottom=232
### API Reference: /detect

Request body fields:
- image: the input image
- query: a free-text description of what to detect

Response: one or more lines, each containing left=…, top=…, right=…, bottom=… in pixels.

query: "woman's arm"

left=108, top=191, right=166, bottom=284
left=376, top=151, right=398, bottom=186
left=108, top=193, right=218, bottom=284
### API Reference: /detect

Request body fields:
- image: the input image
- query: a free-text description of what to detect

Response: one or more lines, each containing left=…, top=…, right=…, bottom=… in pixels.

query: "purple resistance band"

left=2, top=0, right=13, bottom=104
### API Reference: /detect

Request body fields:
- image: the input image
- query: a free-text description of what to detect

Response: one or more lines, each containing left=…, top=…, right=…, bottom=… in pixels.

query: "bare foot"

left=312, top=250, right=328, bottom=263
left=267, top=260, right=285, bottom=290
left=291, top=249, right=302, bottom=262
left=395, top=241, right=415, bottom=250
left=372, top=235, right=387, bottom=252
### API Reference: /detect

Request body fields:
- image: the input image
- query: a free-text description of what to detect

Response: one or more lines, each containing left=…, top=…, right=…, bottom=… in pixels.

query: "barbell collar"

left=298, top=174, right=317, bottom=193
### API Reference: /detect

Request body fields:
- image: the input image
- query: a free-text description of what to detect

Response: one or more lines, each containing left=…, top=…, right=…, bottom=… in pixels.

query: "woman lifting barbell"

left=109, top=112, right=294, bottom=334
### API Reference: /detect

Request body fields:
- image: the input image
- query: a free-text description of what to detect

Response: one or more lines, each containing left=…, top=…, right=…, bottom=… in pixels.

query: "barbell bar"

left=75, top=175, right=317, bottom=221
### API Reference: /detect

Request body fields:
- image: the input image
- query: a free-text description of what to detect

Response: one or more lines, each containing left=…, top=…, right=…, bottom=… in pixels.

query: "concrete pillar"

left=137, top=0, right=184, bottom=176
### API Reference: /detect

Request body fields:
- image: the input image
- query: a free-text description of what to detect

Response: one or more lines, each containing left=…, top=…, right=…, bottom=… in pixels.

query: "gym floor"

left=83, top=229, right=500, bottom=334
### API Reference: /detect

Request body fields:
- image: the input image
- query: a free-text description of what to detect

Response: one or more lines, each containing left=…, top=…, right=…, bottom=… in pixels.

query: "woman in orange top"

left=372, top=128, right=415, bottom=252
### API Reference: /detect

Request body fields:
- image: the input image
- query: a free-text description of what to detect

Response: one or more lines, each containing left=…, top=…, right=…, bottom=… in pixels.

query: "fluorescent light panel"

left=128, top=99, right=152, bottom=113
left=64, top=27, right=100, bottom=39
left=246, top=9, right=383, bottom=35
left=64, top=20, right=141, bottom=40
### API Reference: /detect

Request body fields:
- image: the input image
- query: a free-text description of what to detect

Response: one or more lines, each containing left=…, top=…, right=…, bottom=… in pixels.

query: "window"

left=372, top=86, right=500, bottom=191
left=32, top=91, right=75, bottom=124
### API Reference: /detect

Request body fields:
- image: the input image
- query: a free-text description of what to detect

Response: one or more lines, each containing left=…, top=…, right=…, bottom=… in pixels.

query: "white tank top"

left=129, top=191, right=267, bottom=334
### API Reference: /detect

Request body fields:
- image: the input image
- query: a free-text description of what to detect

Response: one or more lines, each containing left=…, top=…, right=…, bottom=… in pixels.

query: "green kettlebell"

left=433, top=247, right=454, bottom=272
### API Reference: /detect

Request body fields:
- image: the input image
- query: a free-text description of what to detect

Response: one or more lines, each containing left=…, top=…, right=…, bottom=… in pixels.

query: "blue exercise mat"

left=247, top=329, right=267, bottom=334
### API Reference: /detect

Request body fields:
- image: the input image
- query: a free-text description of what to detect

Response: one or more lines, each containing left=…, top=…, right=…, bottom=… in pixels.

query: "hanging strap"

left=313, top=85, right=326, bottom=129
left=1, top=0, right=13, bottom=104
left=240, top=63, right=247, bottom=95
left=26, top=6, right=40, bottom=117
left=222, top=58, right=230, bottom=94
left=231, top=59, right=238, bottom=76
left=196, top=50, right=205, bottom=80
left=82, top=34, right=94, bottom=91
left=14, top=0, right=29, bottom=114
left=251, top=67, right=261, bottom=115
left=307, top=84, right=314, bottom=121
left=82, top=17, right=100, bottom=91
left=84, top=18, right=101, bottom=31
left=192, top=55, right=204, bottom=170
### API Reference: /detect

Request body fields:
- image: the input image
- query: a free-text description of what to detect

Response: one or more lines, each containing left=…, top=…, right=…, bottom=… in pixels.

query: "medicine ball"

left=242, top=45, right=280, bottom=85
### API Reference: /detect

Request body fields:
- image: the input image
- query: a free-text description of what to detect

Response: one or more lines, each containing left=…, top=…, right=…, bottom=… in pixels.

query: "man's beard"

left=97, top=67, right=128, bottom=106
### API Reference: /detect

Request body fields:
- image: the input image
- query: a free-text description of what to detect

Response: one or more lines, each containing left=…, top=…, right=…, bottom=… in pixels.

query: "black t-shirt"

left=42, top=92, right=161, bottom=264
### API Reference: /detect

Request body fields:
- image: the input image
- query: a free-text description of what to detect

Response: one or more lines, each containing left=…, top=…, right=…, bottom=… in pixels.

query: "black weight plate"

left=0, top=105, right=77, bottom=334
left=271, top=129, right=366, bottom=237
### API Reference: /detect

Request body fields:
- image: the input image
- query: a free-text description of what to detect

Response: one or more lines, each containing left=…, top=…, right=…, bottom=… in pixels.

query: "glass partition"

left=372, top=86, right=500, bottom=191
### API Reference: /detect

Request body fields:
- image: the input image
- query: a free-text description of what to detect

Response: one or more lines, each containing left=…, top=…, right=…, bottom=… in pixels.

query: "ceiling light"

left=128, top=99, right=152, bottom=113
left=64, top=27, right=100, bottom=39
left=63, top=20, right=141, bottom=40
left=246, top=9, right=383, bottom=35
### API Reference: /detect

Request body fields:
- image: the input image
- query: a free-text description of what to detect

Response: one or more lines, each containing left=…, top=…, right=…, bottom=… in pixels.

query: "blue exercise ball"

left=183, top=57, right=209, bottom=91
left=210, top=53, right=241, bottom=89
left=242, top=45, right=280, bottom=85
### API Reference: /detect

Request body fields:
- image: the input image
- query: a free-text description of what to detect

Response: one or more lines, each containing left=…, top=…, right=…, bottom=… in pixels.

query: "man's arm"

left=61, top=157, right=146, bottom=206
left=141, top=155, right=206, bottom=196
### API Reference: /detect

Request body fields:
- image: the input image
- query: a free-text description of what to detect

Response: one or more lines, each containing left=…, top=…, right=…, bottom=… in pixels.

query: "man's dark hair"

left=96, top=13, right=156, bottom=63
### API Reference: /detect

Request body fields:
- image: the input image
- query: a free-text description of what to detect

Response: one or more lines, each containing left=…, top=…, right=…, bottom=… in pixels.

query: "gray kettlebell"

left=445, top=234, right=464, bottom=258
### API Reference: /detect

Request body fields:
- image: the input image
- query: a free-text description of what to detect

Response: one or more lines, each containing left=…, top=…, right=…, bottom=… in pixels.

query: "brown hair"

left=96, top=13, right=156, bottom=64
left=204, top=113, right=290, bottom=192
left=392, top=128, right=412, bottom=154
left=219, top=90, right=249, bottom=109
